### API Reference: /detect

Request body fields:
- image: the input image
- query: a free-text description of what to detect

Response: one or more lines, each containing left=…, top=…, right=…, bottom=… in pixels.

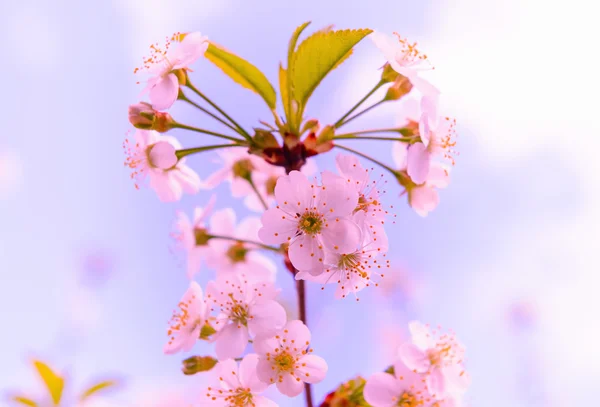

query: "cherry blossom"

left=135, top=32, right=209, bottom=110
left=254, top=320, right=328, bottom=397
left=370, top=31, right=439, bottom=98
left=123, top=129, right=201, bottom=201
left=364, top=360, right=435, bottom=407
left=171, top=196, right=216, bottom=278
left=200, top=354, right=278, bottom=407
left=202, top=147, right=264, bottom=199
left=205, top=209, right=276, bottom=283
left=258, top=171, right=361, bottom=272
left=206, top=274, right=286, bottom=360
left=164, top=281, right=209, bottom=354
left=398, top=321, right=470, bottom=399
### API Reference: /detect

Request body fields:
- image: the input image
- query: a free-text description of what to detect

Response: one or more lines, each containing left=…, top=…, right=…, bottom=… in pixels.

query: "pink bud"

left=128, top=102, right=156, bottom=129
left=148, top=141, right=177, bottom=169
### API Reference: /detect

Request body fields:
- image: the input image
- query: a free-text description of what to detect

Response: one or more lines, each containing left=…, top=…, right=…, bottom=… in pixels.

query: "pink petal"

left=171, top=32, right=208, bottom=69
left=398, top=343, right=430, bottom=373
left=408, top=321, right=435, bottom=349
left=172, top=165, right=201, bottom=194
left=215, top=358, right=240, bottom=390
left=407, top=143, right=431, bottom=185
left=186, top=247, right=204, bottom=279
left=238, top=354, right=269, bottom=393
left=150, top=171, right=182, bottom=202
left=148, top=141, right=177, bottom=169
left=442, top=364, right=471, bottom=395
left=242, top=252, right=276, bottom=283
left=149, top=73, right=179, bottom=110
left=256, top=356, right=277, bottom=384
left=203, top=166, right=230, bottom=189
left=210, top=208, right=236, bottom=236
left=274, top=171, right=313, bottom=213
left=276, top=373, right=304, bottom=397
left=215, top=324, right=249, bottom=360
left=237, top=217, right=262, bottom=241
left=409, top=185, right=439, bottom=217
left=248, top=300, right=286, bottom=336
left=426, top=367, right=447, bottom=399
left=396, top=98, right=421, bottom=126
left=317, top=173, right=359, bottom=216
left=363, top=372, right=402, bottom=407
left=427, top=163, right=451, bottom=189
left=296, top=355, right=327, bottom=384
left=320, top=218, right=361, bottom=253
left=412, top=76, right=441, bottom=99
left=252, top=396, right=278, bottom=407
left=288, top=234, right=324, bottom=271
left=335, top=154, right=370, bottom=193
left=391, top=142, right=409, bottom=170
left=282, top=320, right=310, bottom=345
left=258, top=208, right=297, bottom=245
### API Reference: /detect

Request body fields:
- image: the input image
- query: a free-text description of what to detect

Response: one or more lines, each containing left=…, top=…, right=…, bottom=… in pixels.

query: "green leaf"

left=279, top=64, right=290, bottom=122
left=80, top=380, right=119, bottom=402
left=32, top=360, right=64, bottom=405
left=286, top=21, right=311, bottom=131
left=291, top=28, right=373, bottom=111
left=205, top=42, right=277, bottom=109
left=10, top=396, right=39, bottom=407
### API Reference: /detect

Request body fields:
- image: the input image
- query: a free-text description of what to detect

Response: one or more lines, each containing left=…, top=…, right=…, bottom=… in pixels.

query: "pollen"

left=298, top=211, right=324, bottom=235
left=134, top=32, right=182, bottom=74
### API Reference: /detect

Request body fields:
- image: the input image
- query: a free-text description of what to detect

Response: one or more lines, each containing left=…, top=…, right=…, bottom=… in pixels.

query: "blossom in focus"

left=398, top=321, right=470, bottom=399
left=370, top=31, right=439, bottom=98
left=123, top=130, right=201, bottom=202
left=205, top=208, right=276, bottom=283
left=392, top=142, right=450, bottom=217
left=258, top=171, right=361, bottom=272
left=254, top=320, right=328, bottom=397
left=200, top=354, right=278, bottom=407
left=135, top=32, right=209, bottom=110
left=205, top=274, right=286, bottom=360
left=171, top=196, right=216, bottom=278
left=363, top=361, right=432, bottom=407
left=164, top=281, right=209, bottom=354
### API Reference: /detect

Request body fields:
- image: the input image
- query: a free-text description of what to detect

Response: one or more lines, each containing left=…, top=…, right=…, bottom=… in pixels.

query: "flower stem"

left=296, top=278, right=314, bottom=407
left=185, top=81, right=252, bottom=141
left=337, top=100, right=386, bottom=128
left=334, top=80, right=385, bottom=128
left=179, top=93, right=240, bottom=134
left=333, top=135, right=414, bottom=142
left=334, top=144, right=398, bottom=176
left=207, top=235, right=281, bottom=252
left=172, top=123, right=246, bottom=143
left=176, top=144, right=242, bottom=159
left=247, top=178, right=269, bottom=210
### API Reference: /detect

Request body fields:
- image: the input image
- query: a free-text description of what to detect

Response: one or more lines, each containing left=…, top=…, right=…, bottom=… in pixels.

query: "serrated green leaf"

left=286, top=21, right=311, bottom=131
left=80, top=380, right=119, bottom=402
left=291, top=28, right=373, bottom=110
left=205, top=42, right=276, bottom=109
left=10, top=396, right=39, bottom=407
left=32, top=360, right=64, bottom=405
left=279, top=64, right=290, bottom=121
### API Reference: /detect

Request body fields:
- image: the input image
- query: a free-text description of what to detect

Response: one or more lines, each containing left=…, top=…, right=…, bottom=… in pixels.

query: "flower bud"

left=181, top=355, right=217, bottom=375
left=148, top=141, right=177, bottom=169
left=384, top=75, right=413, bottom=101
left=319, top=376, right=369, bottom=407
left=300, top=119, right=320, bottom=135
left=381, top=62, right=400, bottom=83
left=128, top=102, right=155, bottom=129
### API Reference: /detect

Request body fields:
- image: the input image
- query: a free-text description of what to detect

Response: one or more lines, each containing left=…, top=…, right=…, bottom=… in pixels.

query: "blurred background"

left=1, top=0, right=598, bottom=405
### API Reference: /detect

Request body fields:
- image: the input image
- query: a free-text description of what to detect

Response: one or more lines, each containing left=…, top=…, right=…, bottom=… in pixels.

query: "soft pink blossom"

left=201, top=147, right=263, bottom=197
left=205, top=209, right=276, bottom=283
left=258, top=171, right=361, bottom=272
left=136, top=32, right=209, bottom=110
left=364, top=361, right=433, bottom=407
left=164, top=281, right=208, bottom=354
left=200, top=354, right=278, bottom=407
left=398, top=321, right=470, bottom=399
left=254, top=320, right=328, bottom=397
left=205, top=274, right=286, bottom=360
left=171, top=196, right=216, bottom=278
left=123, top=129, right=201, bottom=201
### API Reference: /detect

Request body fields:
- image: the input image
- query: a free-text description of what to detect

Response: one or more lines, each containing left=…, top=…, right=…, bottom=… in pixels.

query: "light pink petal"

left=253, top=332, right=281, bottom=356
left=363, top=372, right=402, bottom=407
left=149, top=73, right=179, bottom=111
left=398, top=343, right=430, bottom=373
left=392, top=142, right=409, bottom=170
left=215, top=358, right=240, bottom=390
left=203, top=166, right=230, bottom=189
left=210, top=208, right=236, bottom=236
left=243, top=252, right=276, bottom=283
left=409, top=185, right=439, bottom=217
left=252, top=395, right=278, bottom=407
left=365, top=221, right=389, bottom=252
left=407, top=143, right=431, bottom=185
left=369, top=31, right=398, bottom=65
left=134, top=129, right=152, bottom=146
left=442, top=364, right=471, bottom=395
left=237, top=354, right=269, bottom=392
left=411, top=76, right=441, bottom=99
left=282, top=320, right=310, bottom=345
left=171, top=32, right=208, bottom=69
left=194, top=194, right=217, bottom=224
left=408, top=321, right=435, bottom=349
left=320, top=218, right=361, bottom=253
left=296, top=355, right=327, bottom=384
left=274, top=171, right=313, bottom=213
left=295, top=270, right=333, bottom=284
left=148, top=141, right=177, bottom=169
left=215, top=324, right=249, bottom=360
left=258, top=208, right=297, bottom=245
left=186, top=247, right=204, bottom=279
left=317, top=172, right=359, bottom=216
left=396, top=98, right=421, bottom=126
left=172, top=165, right=201, bottom=195
left=236, top=216, right=262, bottom=241
left=150, top=171, right=182, bottom=202
left=256, top=356, right=277, bottom=384
left=289, top=235, right=324, bottom=271
left=426, top=367, right=447, bottom=399
left=163, top=325, right=199, bottom=355
left=427, top=163, right=451, bottom=189
left=276, top=373, right=304, bottom=397
left=248, top=300, right=287, bottom=336
left=419, top=112, right=432, bottom=147
left=421, top=93, right=440, bottom=128
left=335, top=154, right=369, bottom=193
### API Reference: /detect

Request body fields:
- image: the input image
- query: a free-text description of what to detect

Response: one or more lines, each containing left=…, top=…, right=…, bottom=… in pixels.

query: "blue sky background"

left=1, top=0, right=599, bottom=406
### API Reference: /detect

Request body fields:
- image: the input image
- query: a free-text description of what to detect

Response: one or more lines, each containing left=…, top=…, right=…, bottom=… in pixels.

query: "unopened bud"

left=384, top=75, right=413, bottom=101
left=300, top=119, right=320, bottom=135
left=128, top=102, right=175, bottom=132
left=252, top=129, right=279, bottom=149
left=181, top=355, right=217, bottom=375
left=148, top=141, right=177, bottom=169
left=381, top=63, right=400, bottom=83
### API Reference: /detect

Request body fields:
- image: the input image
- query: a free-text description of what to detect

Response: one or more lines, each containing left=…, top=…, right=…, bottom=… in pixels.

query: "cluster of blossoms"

left=124, top=22, right=469, bottom=407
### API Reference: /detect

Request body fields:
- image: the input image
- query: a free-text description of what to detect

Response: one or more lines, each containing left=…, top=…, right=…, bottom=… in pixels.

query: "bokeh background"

left=1, top=0, right=599, bottom=405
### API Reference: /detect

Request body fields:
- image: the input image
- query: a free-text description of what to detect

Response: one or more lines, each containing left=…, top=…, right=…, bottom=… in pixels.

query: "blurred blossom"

left=79, top=247, right=116, bottom=289
left=507, top=300, right=538, bottom=333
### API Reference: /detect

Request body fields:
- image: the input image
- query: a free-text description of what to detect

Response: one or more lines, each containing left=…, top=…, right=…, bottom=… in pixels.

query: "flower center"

left=166, top=296, right=202, bottom=345
left=226, top=242, right=248, bottom=263
left=274, top=352, right=295, bottom=371
left=396, top=391, right=423, bottom=407
left=298, top=211, right=324, bottom=235
left=229, top=302, right=249, bottom=326
left=194, top=227, right=211, bottom=246
left=134, top=32, right=182, bottom=75
left=232, top=159, right=255, bottom=180
left=225, top=388, right=253, bottom=406
left=393, top=33, right=430, bottom=69
left=355, top=195, right=379, bottom=213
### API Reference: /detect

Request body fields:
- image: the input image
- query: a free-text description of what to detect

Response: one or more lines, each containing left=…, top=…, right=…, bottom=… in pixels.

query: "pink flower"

left=370, top=31, right=439, bottom=98
left=205, top=209, right=276, bottom=283
left=171, top=196, right=216, bottom=278
left=398, top=321, right=470, bottom=399
left=392, top=142, right=450, bottom=217
left=200, top=354, right=278, bottom=407
left=164, top=281, right=208, bottom=354
left=205, top=274, right=286, bottom=360
left=136, top=32, right=209, bottom=110
left=202, top=147, right=264, bottom=198
left=254, top=320, right=328, bottom=397
left=363, top=361, right=433, bottom=407
left=258, top=171, right=361, bottom=272
left=123, top=130, right=201, bottom=202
